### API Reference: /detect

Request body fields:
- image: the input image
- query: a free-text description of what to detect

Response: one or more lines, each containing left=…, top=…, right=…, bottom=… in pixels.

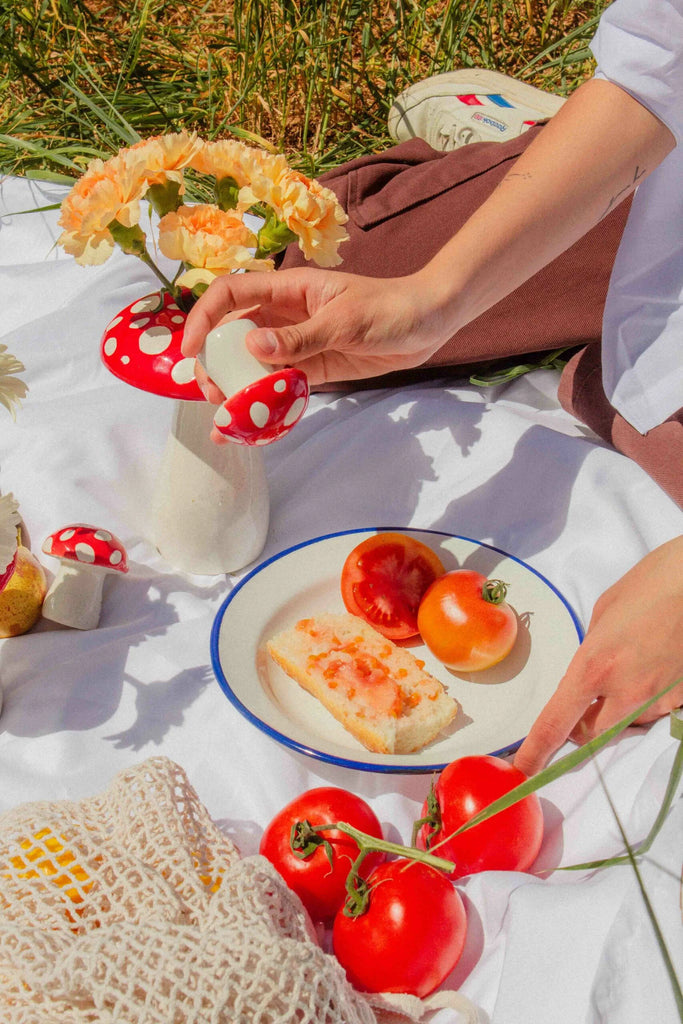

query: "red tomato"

left=417, top=755, right=543, bottom=878
left=417, top=569, right=518, bottom=670
left=259, top=787, right=385, bottom=921
left=332, top=858, right=467, bottom=997
left=341, top=532, right=445, bottom=640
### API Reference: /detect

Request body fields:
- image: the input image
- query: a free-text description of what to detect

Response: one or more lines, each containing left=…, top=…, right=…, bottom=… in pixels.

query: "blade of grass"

left=563, top=714, right=683, bottom=870
left=591, top=749, right=683, bottom=1016
left=521, top=14, right=603, bottom=74
left=0, top=134, right=80, bottom=171
left=24, top=171, right=75, bottom=184
left=113, top=0, right=155, bottom=100
left=429, top=678, right=683, bottom=850
left=61, top=75, right=141, bottom=147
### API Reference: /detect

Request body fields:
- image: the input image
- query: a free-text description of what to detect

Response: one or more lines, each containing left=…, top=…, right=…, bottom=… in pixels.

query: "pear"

left=0, top=544, right=47, bottom=637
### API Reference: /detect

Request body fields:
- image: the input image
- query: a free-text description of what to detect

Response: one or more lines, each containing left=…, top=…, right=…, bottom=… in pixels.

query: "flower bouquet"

left=55, top=133, right=349, bottom=575
left=57, top=131, right=348, bottom=297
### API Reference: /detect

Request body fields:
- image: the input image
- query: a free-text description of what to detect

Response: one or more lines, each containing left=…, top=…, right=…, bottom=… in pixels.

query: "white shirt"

left=591, top=0, right=683, bottom=433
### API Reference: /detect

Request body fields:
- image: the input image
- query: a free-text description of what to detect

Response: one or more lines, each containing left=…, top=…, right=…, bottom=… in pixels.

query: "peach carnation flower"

left=124, top=131, right=204, bottom=189
left=158, top=205, right=274, bottom=284
left=57, top=152, right=148, bottom=265
left=244, top=156, right=349, bottom=267
left=190, top=138, right=268, bottom=194
left=58, top=133, right=204, bottom=265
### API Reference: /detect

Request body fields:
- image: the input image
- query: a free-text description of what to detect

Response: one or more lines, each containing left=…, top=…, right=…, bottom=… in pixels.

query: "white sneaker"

left=388, top=69, right=566, bottom=150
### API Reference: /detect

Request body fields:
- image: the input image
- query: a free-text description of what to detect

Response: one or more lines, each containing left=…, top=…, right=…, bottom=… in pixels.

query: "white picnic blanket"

left=0, top=174, right=681, bottom=1024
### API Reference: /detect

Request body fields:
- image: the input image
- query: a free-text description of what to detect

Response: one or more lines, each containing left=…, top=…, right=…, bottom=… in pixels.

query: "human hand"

left=181, top=266, right=455, bottom=393
left=513, top=536, right=683, bottom=775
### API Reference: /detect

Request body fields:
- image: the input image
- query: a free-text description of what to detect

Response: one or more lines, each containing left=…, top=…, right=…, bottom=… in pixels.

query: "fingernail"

left=256, top=330, right=278, bottom=355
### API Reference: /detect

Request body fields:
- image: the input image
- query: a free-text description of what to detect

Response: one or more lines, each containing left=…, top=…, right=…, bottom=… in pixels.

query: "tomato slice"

left=340, top=533, right=445, bottom=640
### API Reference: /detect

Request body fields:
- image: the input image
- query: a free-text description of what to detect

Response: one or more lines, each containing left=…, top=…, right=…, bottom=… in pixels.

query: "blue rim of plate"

left=210, top=527, right=584, bottom=774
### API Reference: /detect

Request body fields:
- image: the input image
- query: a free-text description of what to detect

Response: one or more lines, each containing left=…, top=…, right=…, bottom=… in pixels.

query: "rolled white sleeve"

left=589, top=0, right=683, bottom=434
left=591, top=0, right=683, bottom=143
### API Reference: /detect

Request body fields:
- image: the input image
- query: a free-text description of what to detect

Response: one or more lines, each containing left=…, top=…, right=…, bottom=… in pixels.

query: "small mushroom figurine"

left=41, top=525, right=128, bottom=630
left=100, top=294, right=309, bottom=575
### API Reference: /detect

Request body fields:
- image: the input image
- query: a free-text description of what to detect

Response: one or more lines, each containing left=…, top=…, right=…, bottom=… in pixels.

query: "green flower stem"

left=136, top=250, right=180, bottom=298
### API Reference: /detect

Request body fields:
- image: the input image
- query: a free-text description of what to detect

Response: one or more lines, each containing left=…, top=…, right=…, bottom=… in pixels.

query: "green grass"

left=1, top=0, right=609, bottom=178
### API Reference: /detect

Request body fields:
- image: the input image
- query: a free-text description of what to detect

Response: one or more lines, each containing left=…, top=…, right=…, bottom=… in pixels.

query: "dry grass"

left=1, top=0, right=609, bottom=177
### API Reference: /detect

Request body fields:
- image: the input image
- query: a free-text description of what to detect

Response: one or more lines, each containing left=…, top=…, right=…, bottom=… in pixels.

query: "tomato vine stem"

left=290, top=818, right=456, bottom=917
left=293, top=819, right=455, bottom=872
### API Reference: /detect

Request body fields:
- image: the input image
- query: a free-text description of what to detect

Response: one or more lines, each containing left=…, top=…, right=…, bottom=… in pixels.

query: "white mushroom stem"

left=42, top=563, right=108, bottom=631
left=150, top=399, right=269, bottom=575
left=198, top=318, right=269, bottom=397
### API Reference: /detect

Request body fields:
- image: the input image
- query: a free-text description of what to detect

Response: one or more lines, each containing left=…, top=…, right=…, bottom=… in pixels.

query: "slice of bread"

left=266, top=612, right=459, bottom=754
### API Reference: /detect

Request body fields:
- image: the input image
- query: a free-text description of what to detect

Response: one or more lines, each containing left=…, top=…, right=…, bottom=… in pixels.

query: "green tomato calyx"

left=483, top=579, right=509, bottom=605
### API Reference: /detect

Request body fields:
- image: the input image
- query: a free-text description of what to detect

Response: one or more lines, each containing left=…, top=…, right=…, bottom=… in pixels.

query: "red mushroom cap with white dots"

left=100, top=291, right=204, bottom=401
left=212, top=367, right=309, bottom=445
left=42, top=526, right=128, bottom=573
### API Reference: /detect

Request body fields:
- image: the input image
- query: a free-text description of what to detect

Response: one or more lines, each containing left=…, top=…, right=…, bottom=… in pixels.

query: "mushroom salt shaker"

left=42, top=525, right=128, bottom=630
left=100, top=292, right=270, bottom=575
left=198, top=319, right=309, bottom=445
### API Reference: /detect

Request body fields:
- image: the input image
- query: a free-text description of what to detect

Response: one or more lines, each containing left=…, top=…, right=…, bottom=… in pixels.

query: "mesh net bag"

left=0, top=757, right=484, bottom=1024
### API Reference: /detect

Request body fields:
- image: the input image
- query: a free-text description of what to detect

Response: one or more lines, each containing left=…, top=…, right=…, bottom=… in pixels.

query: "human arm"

left=182, top=77, right=675, bottom=390
left=513, top=536, right=683, bottom=776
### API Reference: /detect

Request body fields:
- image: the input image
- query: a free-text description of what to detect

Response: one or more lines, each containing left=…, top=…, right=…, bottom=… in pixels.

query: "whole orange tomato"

left=417, top=569, right=517, bottom=671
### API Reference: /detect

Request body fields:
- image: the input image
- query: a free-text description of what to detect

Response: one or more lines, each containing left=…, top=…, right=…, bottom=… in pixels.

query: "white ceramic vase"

left=102, top=296, right=272, bottom=577
left=151, top=399, right=269, bottom=575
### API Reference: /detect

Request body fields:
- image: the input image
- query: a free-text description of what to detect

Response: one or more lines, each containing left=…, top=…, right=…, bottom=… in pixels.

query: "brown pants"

left=280, top=128, right=683, bottom=508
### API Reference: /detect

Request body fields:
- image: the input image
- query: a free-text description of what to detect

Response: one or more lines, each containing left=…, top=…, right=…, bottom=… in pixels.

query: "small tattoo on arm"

left=600, top=165, right=647, bottom=219
left=501, top=171, right=533, bottom=182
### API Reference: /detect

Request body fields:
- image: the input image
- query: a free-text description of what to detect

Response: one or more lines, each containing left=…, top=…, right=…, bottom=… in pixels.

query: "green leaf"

left=107, top=219, right=147, bottom=257
left=411, top=780, right=441, bottom=848
left=670, top=708, right=683, bottom=741
left=215, top=175, right=240, bottom=212
left=289, top=818, right=330, bottom=861
left=342, top=873, right=371, bottom=918
left=256, top=210, right=297, bottom=258
left=469, top=347, right=573, bottom=388
left=145, top=179, right=183, bottom=217
left=0, top=134, right=80, bottom=170
left=0, top=201, right=63, bottom=215
left=61, top=73, right=141, bottom=147
left=24, top=170, right=76, bottom=184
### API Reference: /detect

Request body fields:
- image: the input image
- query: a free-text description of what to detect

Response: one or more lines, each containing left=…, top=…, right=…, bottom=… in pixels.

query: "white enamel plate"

left=211, top=528, right=583, bottom=774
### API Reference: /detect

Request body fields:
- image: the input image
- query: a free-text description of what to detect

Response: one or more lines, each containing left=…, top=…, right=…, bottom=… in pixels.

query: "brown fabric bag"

left=280, top=130, right=683, bottom=507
